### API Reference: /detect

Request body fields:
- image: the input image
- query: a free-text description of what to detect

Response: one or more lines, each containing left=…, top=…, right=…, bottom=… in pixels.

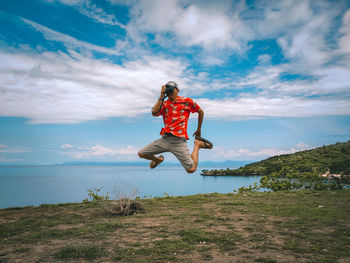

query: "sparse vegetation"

left=83, top=186, right=145, bottom=216
left=83, top=187, right=110, bottom=202
left=237, top=166, right=349, bottom=193
left=102, top=199, right=145, bottom=216
left=103, top=186, right=145, bottom=216
left=54, top=244, right=104, bottom=261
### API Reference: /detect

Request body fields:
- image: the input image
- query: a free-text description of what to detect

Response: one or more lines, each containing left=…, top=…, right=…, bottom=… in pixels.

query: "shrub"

left=235, top=166, right=348, bottom=193
left=236, top=182, right=260, bottom=193
left=102, top=198, right=144, bottom=216
left=83, top=187, right=110, bottom=203
left=102, top=187, right=144, bottom=216
left=259, top=166, right=345, bottom=191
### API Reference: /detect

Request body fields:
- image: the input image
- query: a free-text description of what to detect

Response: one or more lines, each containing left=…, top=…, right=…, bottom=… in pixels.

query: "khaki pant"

left=139, top=134, right=193, bottom=170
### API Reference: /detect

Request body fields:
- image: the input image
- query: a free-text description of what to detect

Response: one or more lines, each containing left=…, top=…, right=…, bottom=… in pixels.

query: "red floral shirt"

left=159, top=96, right=200, bottom=139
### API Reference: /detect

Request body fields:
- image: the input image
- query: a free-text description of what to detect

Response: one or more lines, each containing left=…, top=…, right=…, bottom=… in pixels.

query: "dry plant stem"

left=103, top=187, right=142, bottom=216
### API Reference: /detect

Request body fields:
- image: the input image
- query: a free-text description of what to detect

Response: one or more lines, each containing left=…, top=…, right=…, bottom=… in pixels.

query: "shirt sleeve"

left=188, top=98, right=200, bottom=113
left=159, top=101, right=165, bottom=115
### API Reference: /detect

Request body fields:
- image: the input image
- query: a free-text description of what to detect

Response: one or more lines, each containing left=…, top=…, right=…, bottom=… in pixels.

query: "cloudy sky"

left=0, top=0, right=349, bottom=165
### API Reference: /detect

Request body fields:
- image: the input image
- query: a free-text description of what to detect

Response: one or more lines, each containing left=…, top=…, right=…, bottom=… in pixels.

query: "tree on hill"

left=202, top=141, right=350, bottom=176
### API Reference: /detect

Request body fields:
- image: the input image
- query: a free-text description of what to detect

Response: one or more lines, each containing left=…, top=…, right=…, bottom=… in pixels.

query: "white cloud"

left=237, top=65, right=284, bottom=91
left=84, top=144, right=116, bottom=156
left=339, top=9, right=350, bottom=53
left=230, top=43, right=350, bottom=98
left=0, top=146, right=30, bottom=153
left=78, top=0, right=126, bottom=28
left=21, top=17, right=120, bottom=56
left=126, top=0, right=251, bottom=51
left=47, top=0, right=125, bottom=28
left=117, top=146, right=138, bottom=155
left=277, top=14, right=332, bottom=67
left=51, top=0, right=82, bottom=4
left=253, top=0, right=313, bottom=38
left=257, top=54, right=271, bottom=65
left=124, top=0, right=340, bottom=56
left=314, top=66, right=350, bottom=93
left=0, top=49, right=189, bottom=123
left=213, top=142, right=312, bottom=160
left=1, top=46, right=349, bottom=124
left=49, top=0, right=349, bottom=68
left=197, top=97, right=350, bottom=119
left=67, top=144, right=138, bottom=159
left=272, top=2, right=350, bottom=83
left=122, top=0, right=350, bottom=71
left=173, top=5, right=243, bottom=49
left=73, top=144, right=117, bottom=159
left=61, top=144, right=74, bottom=149
left=296, top=141, right=311, bottom=150
left=0, top=156, right=22, bottom=163
left=1, top=2, right=349, bottom=124
left=0, top=144, right=23, bottom=163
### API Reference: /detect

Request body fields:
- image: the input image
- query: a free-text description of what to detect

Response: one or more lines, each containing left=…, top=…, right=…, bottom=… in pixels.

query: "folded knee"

left=138, top=151, right=145, bottom=158
left=186, top=168, right=196, bottom=174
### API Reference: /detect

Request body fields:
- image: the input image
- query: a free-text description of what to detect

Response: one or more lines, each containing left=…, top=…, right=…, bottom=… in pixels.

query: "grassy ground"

left=1, top=190, right=349, bottom=262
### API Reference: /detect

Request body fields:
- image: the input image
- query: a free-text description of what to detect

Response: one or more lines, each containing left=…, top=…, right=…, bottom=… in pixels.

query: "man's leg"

left=169, top=137, right=211, bottom=173
left=168, top=136, right=213, bottom=173
left=138, top=152, right=164, bottom=168
left=138, top=138, right=167, bottom=169
left=186, top=139, right=208, bottom=173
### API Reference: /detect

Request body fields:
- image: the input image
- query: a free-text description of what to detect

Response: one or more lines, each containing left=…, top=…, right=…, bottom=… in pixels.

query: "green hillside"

left=202, top=141, right=350, bottom=176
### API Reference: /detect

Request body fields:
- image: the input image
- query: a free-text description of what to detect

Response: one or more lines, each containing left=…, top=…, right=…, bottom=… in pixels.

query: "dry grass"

left=102, top=198, right=145, bottom=216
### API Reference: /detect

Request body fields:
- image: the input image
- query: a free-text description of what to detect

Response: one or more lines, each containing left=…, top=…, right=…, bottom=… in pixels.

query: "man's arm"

left=152, top=86, right=166, bottom=116
left=193, top=108, right=204, bottom=138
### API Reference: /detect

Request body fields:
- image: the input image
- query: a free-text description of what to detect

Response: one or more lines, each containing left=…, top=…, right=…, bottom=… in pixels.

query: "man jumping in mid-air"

left=138, top=81, right=213, bottom=173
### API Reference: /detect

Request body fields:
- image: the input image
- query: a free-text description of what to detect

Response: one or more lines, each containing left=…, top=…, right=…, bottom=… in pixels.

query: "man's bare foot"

left=149, top=155, right=164, bottom=169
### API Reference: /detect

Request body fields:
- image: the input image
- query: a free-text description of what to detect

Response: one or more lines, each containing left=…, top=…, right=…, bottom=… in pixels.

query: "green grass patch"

left=54, top=244, right=104, bottom=261
left=255, top=258, right=278, bottom=263
left=179, top=228, right=240, bottom=251
left=114, top=239, right=191, bottom=262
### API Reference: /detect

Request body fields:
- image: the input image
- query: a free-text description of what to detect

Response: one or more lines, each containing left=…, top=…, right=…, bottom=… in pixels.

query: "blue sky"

left=0, top=0, right=350, bottom=165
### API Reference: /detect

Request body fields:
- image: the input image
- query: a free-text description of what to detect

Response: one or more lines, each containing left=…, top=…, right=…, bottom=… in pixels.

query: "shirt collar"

left=168, top=96, right=183, bottom=103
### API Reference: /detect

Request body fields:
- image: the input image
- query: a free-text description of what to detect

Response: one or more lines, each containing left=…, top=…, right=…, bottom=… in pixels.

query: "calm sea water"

left=0, top=165, right=261, bottom=209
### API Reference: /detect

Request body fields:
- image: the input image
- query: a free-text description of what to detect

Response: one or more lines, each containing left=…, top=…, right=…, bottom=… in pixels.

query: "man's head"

left=165, top=81, right=179, bottom=101
left=165, top=81, right=179, bottom=96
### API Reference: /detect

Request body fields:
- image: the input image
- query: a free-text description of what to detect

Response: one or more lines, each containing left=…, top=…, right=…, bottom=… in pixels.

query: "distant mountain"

left=202, top=141, right=350, bottom=176
left=57, top=161, right=146, bottom=166
left=57, top=160, right=253, bottom=167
